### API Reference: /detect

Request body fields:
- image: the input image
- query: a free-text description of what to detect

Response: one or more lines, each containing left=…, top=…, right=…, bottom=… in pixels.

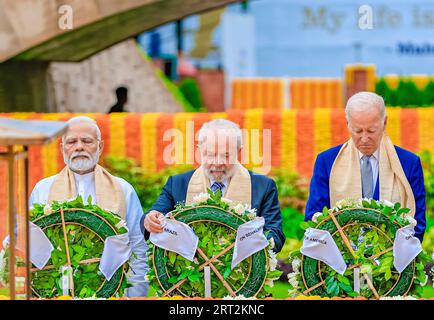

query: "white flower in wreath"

left=2, top=236, right=9, bottom=249
left=287, top=277, right=299, bottom=289
left=0, top=249, right=7, bottom=284
left=246, top=206, right=257, bottom=220
left=291, top=257, right=301, bottom=273
left=404, top=215, right=417, bottom=227
left=232, top=203, right=246, bottom=215
left=381, top=199, right=394, bottom=207
left=268, top=237, right=275, bottom=250
left=430, top=266, right=434, bottom=285
left=288, top=288, right=299, bottom=297
left=420, top=273, right=428, bottom=286
left=115, top=219, right=128, bottom=231
left=335, top=199, right=349, bottom=209
left=268, top=250, right=278, bottom=271
left=223, top=295, right=256, bottom=300
left=192, top=193, right=210, bottom=205
left=220, top=197, right=233, bottom=206
left=379, top=295, right=418, bottom=300
left=0, top=250, right=5, bottom=268
left=43, top=203, right=52, bottom=215
left=312, top=212, right=323, bottom=223
left=287, top=272, right=299, bottom=289
left=359, top=198, right=373, bottom=206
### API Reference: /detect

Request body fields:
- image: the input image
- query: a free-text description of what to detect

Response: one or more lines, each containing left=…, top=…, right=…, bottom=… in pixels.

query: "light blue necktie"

left=210, top=182, right=225, bottom=195
left=361, top=155, right=373, bottom=199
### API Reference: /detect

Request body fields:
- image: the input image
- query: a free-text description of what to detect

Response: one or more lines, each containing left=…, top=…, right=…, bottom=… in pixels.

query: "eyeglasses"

left=64, top=138, right=99, bottom=149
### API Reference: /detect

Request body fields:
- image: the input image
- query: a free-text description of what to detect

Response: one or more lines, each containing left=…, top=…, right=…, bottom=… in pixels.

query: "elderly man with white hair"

left=141, top=118, right=285, bottom=252
left=305, top=91, right=426, bottom=241
left=29, top=116, right=149, bottom=297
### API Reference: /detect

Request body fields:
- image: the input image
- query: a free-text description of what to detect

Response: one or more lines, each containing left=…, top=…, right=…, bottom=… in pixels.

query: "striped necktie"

left=361, top=155, right=373, bottom=198
left=211, top=182, right=225, bottom=195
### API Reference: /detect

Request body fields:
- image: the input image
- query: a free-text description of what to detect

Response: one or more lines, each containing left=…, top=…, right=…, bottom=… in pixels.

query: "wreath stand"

left=151, top=205, right=269, bottom=298
left=301, top=208, right=415, bottom=298
left=31, top=207, right=127, bottom=298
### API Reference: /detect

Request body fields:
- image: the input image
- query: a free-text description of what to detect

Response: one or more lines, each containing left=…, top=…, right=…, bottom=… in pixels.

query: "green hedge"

left=178, top=77, right=204, bottom=112
left=376, top=77, right=434, bottom=107
left=102, top=156, right=193, bottom=212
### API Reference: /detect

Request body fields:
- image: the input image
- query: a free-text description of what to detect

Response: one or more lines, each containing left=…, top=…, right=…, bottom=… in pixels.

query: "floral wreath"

left=146, top=189, right=282, bottom=298
left=0, top=196, right=130, bottom=299
left=287, top=198, right=431, bottom=299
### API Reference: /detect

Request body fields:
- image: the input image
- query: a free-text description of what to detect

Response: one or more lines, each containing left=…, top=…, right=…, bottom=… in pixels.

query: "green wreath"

left=287, top=199, right=430, bottom=299
left=147, top=190, right=281, bottom=298
left=29, top=196, right=129, bottom=298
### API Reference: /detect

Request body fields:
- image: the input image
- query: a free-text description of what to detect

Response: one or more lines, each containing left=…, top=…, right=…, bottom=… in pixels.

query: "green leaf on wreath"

left=397, top=207, right=410, bottom=216
left=361, top=199, right=370, bottom=208
left=337, top=274, right=351, bottom=286
left=339, top=282, right=353, bottom=293
left=168, top=251, right=177, bottom=265
left=188, top=270, right=202, bottom=282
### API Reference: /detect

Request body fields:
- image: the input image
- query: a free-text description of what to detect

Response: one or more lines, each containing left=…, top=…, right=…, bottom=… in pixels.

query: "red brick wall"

left=196, top=70, right=225, bottom=112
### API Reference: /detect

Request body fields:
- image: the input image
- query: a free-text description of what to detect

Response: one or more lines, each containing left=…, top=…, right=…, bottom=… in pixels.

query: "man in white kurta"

left=29, top=116, right=148, bottom=297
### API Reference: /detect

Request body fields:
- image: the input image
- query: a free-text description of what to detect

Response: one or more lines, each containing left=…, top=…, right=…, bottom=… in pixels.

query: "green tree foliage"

left=178, top=77, right=204, bottom=111
left=102, top=156, right=193, bottom=212
left=396, top=80, right=420, bottom=106
left=375, top=77, right=434, bottom=107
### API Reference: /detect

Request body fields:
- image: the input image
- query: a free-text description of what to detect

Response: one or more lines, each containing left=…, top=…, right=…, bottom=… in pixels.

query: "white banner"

left=99, top=233, right=132, bottom=280
left=4, top=222, right=55, bottom=270
left=231, top=217, right=269, bottom=269
left=300, top=228, right=347, bottom=275
left=393, top=225, right=422, bottom=273
left=150, top=219, right=199, bottom=262
left=29, top=222, right=54, bottom=270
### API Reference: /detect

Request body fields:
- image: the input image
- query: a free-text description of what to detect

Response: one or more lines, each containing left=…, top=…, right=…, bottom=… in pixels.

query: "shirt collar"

left=358, top=148, right=380, bottom=161
left=209, top=178, right=229, bottom=188
left=73, top=171, right=95, bottom=184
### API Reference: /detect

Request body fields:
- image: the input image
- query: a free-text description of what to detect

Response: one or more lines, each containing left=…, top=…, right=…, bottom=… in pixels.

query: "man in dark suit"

left=141, top=119, right=285, bottom=252
left=305, top=92, right=426, bottom=241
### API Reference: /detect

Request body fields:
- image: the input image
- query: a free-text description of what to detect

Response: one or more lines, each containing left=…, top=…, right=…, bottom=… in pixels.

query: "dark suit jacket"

left=305, top=144, right=426, bottom=241
left=140, top=169, right=285, bottom=252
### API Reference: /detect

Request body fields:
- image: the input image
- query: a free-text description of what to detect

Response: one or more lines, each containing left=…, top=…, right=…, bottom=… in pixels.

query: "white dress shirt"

left=29, top=171, right=149, bottom=297
left=358, top=149, right=379, bottom=193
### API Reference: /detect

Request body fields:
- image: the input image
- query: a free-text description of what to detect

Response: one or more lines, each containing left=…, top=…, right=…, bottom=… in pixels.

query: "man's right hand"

left=144, top=210, right=164, bottom=233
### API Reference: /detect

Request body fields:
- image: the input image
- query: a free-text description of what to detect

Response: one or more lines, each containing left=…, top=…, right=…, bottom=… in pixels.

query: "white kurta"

left=29, top=171, right=149, bottom=297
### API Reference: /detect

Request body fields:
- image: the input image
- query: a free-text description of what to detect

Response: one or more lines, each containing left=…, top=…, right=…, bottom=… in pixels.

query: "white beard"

left=63, top=149, right=100, bottom=173
left=203, top=164, right=236, bottom=182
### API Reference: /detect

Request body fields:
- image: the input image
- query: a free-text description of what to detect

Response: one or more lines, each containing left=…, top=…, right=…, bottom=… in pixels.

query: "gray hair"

left=345, top=91, right=386, bottom=122
left=62, top=116, right=101, bottom=142
left=198, top=119, right=243, bottom=149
